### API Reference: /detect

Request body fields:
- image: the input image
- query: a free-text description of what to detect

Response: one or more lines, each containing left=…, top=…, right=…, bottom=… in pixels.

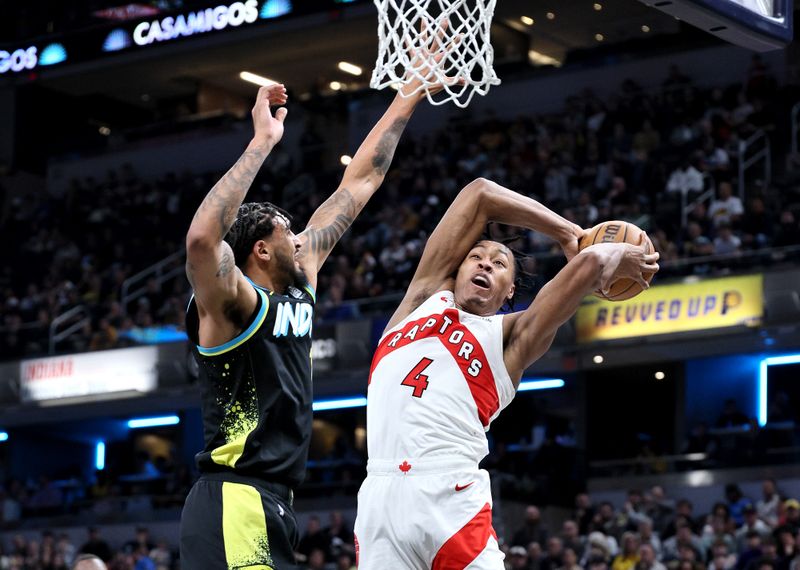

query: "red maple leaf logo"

left=399, top=460, right=412, bottom=473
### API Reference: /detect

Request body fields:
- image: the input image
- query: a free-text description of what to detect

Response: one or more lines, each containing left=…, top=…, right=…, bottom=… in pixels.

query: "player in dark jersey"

left=180, top=74, right=441, bottom=569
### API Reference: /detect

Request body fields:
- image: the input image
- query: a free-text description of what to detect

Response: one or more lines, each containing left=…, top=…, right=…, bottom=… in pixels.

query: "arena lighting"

left=520, top=16, right=534, bottom=25
left=595, top=33, right=605, bottom=41
left=546, top=12, right=555, bottom=20
left=758, top=353, right=800, bottom=427
left=593, top=3, right=603, bottom=10
left=340, top=155, right=352, bottom=165
left=38, top=43, right=68, bottom=66
left=330, top=81, right=343, bottom=90
left=95, top=441, right=106, bottom=471
left=312, top=397, right=367, bottom=412
left=127, top=415, right=180, bottom=429
left=641, top=25, right=651, bottom=32
left=337, top=61, right=363, bottom=76
left=593, top=354, right=604, bottom=364
left=528, top=50, right=562, bottom=67
left=0, top=432, right=8, bottom=442
left=259, top=0, right=292, bottom=19
left=518, top=378, right=565, bottom=392
left=654, top=371, right=666, bottom=380
left=239, top=71, right=277, bottom=86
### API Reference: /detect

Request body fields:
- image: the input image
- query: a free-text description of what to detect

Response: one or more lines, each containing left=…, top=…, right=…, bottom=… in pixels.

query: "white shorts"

left=354, top=456, right=505, bottom=570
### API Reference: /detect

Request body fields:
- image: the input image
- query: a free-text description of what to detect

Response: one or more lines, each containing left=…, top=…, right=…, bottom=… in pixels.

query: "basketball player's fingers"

left=633, top=274, right=650, bottom=290
left=641, top=262, right=660, bottom=273
left=644, top=252, right=660, bottom=263
left=432, top=18, right=449, bottom=52
left=275, top=107, right=288, bottom=123
left=419, top=18, right=429, bottom=45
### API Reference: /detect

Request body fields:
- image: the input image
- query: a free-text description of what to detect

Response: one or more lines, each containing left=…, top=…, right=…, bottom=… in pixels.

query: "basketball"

left=578, top=220, right=656, bottom=301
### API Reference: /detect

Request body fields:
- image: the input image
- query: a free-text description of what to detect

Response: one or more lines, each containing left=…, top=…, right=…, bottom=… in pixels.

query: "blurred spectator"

left=666, top=161, right=704, bottom=196
left=560, top=547, right=583, bottom=570
left=646, top=486, right=675, bottom=537
left=612, top=533, right=641, bottom=570
left=575, top=494, right=597, bottom=536
left=336, top=552, right=355, bottom=570
left=737, top=531, right=765, bottom=570
left=149, top=540, right=172, bottom=570
left=784, top=500, right=800, bottom=533
left=714, top=224, right=742, bottom=256
left=757, top=480, right=781, bottom=528
left=542, top=537, right=566, bottom=570
left=123, top=527, right=155, bottom=556
left=637, top=543, right=666, bottom=570
left=726, top=485, right=754, bottom=527
left=683, top=222, right=714, bottom=258
left=663, top=521, right=705, bottom=562
left=709, top=542, right=738, bottom=570
left=708, top=182, right=744, bottom=229
left=297, top=516, right=330, bottom=561
left=325, top=511, right=355, bottom=561
left=73, top=554, right=108, bottom=570
left=639, top=520, right=663, bottom=560
left=562, top=520, right=584, bottom=557
left=774, top=211, right=800, bottom=247
left=740, top=199, right=773, bottom=249
left=307, top=548, right=327, bottom=570
left=513, top=506, right=549, bottom=548
left=737, top=506, right=772, bottom=550
left=510, top=545, right=532, bottom=570
left=79, top=527, right=113, bottom=563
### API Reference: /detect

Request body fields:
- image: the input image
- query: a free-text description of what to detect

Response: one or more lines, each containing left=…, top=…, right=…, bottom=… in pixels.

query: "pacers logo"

left=273, top=302, right=313, bottom=338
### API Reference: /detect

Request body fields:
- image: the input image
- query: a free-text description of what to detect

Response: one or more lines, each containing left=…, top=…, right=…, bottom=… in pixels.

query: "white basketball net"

left=371, top=0, right=500, bottom=108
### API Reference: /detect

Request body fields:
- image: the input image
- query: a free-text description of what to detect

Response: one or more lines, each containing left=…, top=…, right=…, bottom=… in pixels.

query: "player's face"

left=453, top=241, right=515, bottom=316
left=267, top=216, right=305, bottom=287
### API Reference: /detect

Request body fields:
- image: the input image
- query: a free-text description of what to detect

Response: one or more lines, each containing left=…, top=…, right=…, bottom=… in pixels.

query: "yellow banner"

left=576, top=274, right=763, bottom=343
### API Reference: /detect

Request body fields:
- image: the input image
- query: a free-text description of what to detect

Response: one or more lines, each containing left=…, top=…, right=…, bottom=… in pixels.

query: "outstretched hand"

left=252, top=84, right=288, bottom=147
left=401, top=19, right=465, bottom=99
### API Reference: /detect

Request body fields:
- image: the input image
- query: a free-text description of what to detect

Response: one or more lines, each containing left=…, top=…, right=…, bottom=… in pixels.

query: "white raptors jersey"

left=367, top=291, right=516, bottom=464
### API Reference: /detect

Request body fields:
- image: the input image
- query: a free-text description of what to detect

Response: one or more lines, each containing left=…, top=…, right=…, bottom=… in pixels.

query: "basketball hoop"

left=371, top=0, right=500, bottom=108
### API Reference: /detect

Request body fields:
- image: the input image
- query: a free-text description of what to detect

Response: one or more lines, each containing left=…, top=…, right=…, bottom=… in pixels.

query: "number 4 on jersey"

left=401, top=357, right=433, bottom=398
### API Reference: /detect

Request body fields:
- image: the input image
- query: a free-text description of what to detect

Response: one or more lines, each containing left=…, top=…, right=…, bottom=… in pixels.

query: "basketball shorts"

left=354, top=457, right=504, bottom=570
left=180, top=473, right=299, bottom=570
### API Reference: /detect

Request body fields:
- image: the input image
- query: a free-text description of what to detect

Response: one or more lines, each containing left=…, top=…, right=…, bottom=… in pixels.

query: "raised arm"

left=502, top=240, right=660, bottom=383
left=296, top=89, right=422, bottom=285
left=297, top=23, right=459, bottom=286
left=387, top=178, right=583, bottom=329
left=185, top=84, right=287, bottom=338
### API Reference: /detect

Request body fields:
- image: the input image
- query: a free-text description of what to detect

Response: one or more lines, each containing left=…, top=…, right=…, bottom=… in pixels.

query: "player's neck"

left=244, top=267, right=288, bottom=295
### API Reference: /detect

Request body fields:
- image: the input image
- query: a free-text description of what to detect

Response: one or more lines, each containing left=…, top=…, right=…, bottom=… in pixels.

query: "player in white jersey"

left=355, top=178, right=659, bottom=569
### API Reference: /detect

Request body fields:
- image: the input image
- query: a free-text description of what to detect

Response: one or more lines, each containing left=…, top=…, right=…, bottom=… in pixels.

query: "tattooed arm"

left=185, top=84, right=287, bottom=344
left=297, top=91, right=421, bottom=289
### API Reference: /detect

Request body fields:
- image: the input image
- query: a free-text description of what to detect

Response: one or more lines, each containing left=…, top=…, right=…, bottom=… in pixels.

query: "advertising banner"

left=576, top=274, right=763, bottom=343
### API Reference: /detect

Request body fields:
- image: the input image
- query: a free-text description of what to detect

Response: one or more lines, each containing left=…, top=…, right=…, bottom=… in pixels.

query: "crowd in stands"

left=2, top=481, right=798, bottom=570
left=500, top=481, right=800, bottom=570
left=2, top=57, right=800, bottom=361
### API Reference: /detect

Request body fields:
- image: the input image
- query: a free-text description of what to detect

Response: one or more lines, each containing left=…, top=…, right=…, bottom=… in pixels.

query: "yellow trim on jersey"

left=303, top=284, right=316, bottom=303
left=197, top=288, right=269, bottom=357
left=211, top=431, right=251, bottom=468
left=221, top=482, right=273, bottom=570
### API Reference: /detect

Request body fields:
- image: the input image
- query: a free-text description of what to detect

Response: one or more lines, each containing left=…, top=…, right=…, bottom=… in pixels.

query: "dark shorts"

left=180, top=474, right=299, bottom=570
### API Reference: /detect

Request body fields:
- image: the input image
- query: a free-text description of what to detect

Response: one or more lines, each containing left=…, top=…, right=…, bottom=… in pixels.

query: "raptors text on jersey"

left=367, top=291, right=515, bottom=464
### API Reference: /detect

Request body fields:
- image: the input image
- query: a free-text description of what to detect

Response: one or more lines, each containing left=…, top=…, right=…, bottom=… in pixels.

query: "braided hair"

left=480, top=224, right=536, bottom=313
left=224, top=202, right=293, bottom=267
